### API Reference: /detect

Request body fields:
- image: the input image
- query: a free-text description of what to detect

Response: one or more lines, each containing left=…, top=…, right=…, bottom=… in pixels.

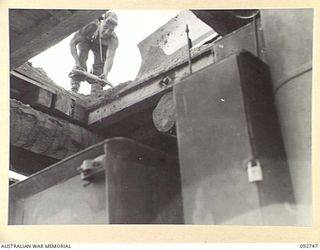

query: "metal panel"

left=213, top=20, right=266, bottom=63
left=174, top=51, right=296, bottom=225
left=236, top=52, right=296, bottom=224
left=20, top=175, right=106, bottom=225
left=9, top=140, right=106, bottom=224
left=105, top=138, right=183, bottom=224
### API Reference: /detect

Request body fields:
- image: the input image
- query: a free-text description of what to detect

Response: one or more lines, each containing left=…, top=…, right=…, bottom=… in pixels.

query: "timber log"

left=152, top=92, right=176, bottom=134
left=10, top=99, right=103, bottom=160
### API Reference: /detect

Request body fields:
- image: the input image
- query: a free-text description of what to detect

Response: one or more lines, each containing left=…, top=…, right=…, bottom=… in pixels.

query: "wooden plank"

left=73, top=103, right=89, bottom=124
left=11, top=71, right=56, bottom=93
left=89, top=80, right=172, bottom=128
left=9, top=9, right=39, bottom=34
left=53, top=91, right=88, bottom=124
left=10, top=88, right=21, bottom=97
left=47, top=10, right=73, bottom=21
left=25, top=87, right=53, bottom=109
left=10, top=99, right=103, bottom=160
left=10, top=10, right=106, bottom=69
left=53, top=92, right=74, bottom=117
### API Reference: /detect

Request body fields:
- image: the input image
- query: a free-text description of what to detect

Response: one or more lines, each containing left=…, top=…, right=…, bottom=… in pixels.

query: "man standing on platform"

left=69, top=11, right=118, bottom=95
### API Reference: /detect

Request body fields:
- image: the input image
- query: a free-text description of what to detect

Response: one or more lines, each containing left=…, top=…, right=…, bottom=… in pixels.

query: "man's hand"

left=99, top=73, right=108, bottom=81
left=73, top=64, right=85, bottom=71
left=98, top=73, right=114, bottom=88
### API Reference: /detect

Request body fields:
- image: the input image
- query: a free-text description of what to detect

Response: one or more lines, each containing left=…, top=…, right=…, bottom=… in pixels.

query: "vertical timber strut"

left=185, top=24, right=193, bottom=75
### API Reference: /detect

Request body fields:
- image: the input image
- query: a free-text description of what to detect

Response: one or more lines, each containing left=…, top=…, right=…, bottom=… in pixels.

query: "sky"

left=30, top=10, right=182, bottom=95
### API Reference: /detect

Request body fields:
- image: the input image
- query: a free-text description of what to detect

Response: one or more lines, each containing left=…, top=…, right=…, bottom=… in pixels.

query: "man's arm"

left=100, top=37, right=119, bottom=80
left=69, top=33, right=83, bottom=68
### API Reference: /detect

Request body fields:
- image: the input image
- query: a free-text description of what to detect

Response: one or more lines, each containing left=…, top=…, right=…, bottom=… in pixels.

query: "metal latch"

left=247, top=159, right=263, bottom=183
left=77, top=155, right=105, bottom=181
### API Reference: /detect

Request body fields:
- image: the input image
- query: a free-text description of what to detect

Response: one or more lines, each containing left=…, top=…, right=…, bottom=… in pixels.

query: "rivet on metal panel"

left=159, top=76, right=172, bottom=87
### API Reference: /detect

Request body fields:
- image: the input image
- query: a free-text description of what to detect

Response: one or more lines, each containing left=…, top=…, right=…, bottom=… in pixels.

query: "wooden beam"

left=10, top=99, right=103, bottom=160
left=10, top=10, right=106, bottom=69
left=88, top=78, right=172, bottom=128
left=11, top=73, right=89, bottom=124
left=52, top=90, right=89, bottom=124
left=10, top=88, right=21, bottom=97
left=47, top=10, right=73, bottom=21
left=11, top=70, right=56, bottom=93
left=25, top=87, right=54, bottom=110
left=11, top=71, right=89, bottom=106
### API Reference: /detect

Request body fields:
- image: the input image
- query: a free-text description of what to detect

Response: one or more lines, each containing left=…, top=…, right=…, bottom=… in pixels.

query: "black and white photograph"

left=6, top=6, right=314, bottom=232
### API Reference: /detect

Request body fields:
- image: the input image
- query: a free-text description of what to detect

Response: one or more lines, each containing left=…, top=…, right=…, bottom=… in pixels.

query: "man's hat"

left=103, top=11, right=118, bottom=25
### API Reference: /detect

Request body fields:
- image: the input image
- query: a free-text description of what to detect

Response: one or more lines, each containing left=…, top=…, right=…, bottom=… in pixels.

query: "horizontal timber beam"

left=10, top=10, right=106, bottom=69
left=10, top=99, right=103, bottom=160
left=10, top=72, right=89, bottom=125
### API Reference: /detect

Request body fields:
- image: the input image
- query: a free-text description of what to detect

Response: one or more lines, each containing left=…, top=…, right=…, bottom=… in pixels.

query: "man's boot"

left=70, top=79, right=80, bottom=93
left=91, top=81, right=103, bottom=96
left=90, top=63, right=105, bottom=96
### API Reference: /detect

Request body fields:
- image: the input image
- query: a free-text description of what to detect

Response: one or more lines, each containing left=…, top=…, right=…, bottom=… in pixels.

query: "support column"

left=261, top=9, right=313, bottom=225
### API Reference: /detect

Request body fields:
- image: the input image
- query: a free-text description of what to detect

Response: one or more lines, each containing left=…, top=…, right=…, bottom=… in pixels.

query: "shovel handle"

left=72, top=69, right=114, bottom=88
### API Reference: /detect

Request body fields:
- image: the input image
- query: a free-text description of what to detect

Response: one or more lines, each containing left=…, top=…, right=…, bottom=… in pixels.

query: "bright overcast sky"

left=30, top=10, right=182, bottom=95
